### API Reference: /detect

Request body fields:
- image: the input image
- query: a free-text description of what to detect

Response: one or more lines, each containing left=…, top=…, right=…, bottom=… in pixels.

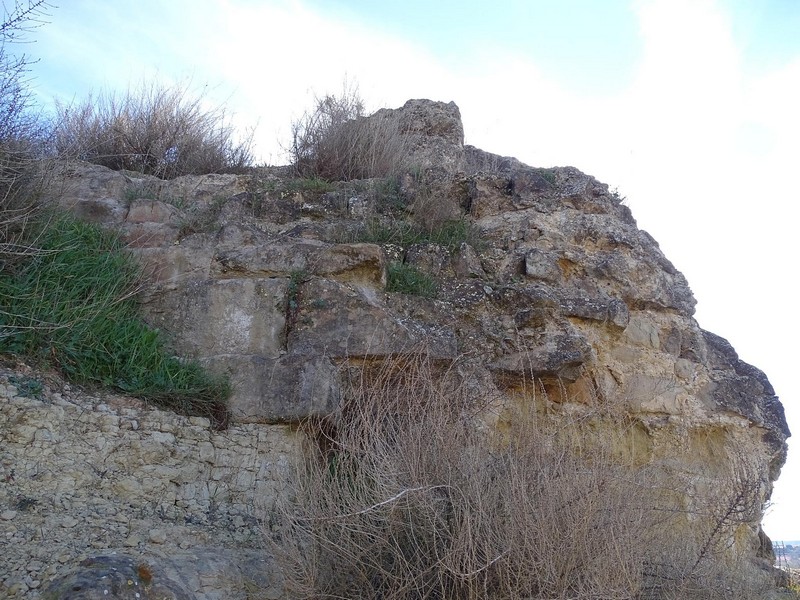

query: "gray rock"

left=453, top=242, right=486, bottom=278
left=8, top=99, right=789, bottom=596
left=41, top=555, right=192, bottom=600
left=212, top=241, right=386, bottom=288
left=373, top=99, right=465, bottom=172
left=143, top=277, right=288, bottom=359
left=40, top=161, right=130, bottom=224
left=288, top=278, right=458, bottom=360
left=559, top=296, right=630, bottom=329
left=490, top=332, right=592, bottom=382
left=125, top=199, right=182, bottom=224
left=700, top=330, right=790, bottom=443
left=525, top=248, right=561, bottom=282
left=210, top=353, right=340, bottom=423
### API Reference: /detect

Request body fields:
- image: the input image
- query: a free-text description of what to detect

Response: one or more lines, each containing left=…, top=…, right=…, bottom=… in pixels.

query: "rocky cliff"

left=0, top=99, right=790, bottom=599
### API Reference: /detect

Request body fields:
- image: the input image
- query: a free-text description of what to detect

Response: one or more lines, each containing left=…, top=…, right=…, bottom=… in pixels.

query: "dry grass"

left=0, top=149, right=49, bottom=276
left=51, top=80, right=254, bottom=179
left=283, top=358, right=622, bottom=598
left=290, top=85, right=410, bottom=181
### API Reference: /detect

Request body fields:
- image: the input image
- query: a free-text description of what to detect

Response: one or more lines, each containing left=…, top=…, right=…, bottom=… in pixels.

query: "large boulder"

left=18, top=99, right=789, bottom=598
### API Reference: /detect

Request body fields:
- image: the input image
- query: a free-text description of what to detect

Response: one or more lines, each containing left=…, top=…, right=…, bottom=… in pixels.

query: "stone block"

left=208, top=353, right=340, bottom=423
left=289, top=278, right=458, bottom=360
left=125, top=199, right=182, bottom=224
left=144, top=277, right=288, bottom=359
left=490, top=333, right=592, bottom=383
left=133, top=242, right=214, bottom=287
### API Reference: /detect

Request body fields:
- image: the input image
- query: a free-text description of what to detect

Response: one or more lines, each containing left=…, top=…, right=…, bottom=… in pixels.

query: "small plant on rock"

left=386, top=262, right=437, bottom=298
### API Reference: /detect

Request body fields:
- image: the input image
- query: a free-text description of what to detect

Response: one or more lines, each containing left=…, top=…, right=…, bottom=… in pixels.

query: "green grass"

left=287, top=269, right=309, bottom=315
left=265, top=176, right=335, bottom=196
left=288, top=177, right=335, bottom=194
left=357, top=217, right=482, bottom=252
left=0, top=213, right=230, bottom=426
left=7, top=374, right=43, bottom=399
left=386, top=262, right=437, bottom=298
left=371, top=176, right=406, bottom=212
left=357, top=218, right=427, bottom=247
left=533, top=167, right=557, bottom=185
left=426, top=218, right=483, bottom=250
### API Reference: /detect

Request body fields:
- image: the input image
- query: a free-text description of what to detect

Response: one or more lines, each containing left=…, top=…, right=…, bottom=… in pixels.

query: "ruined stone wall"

left=0, top=362, right=296, bottom=599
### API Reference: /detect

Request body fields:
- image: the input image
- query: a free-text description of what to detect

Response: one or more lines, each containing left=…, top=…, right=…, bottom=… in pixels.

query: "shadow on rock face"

left=42, top=555, right=192, bottom=600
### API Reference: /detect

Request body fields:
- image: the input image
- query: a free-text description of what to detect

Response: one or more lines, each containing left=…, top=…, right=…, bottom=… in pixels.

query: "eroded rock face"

left=16, top=99, right=788, bottom=598
left=374, top=99, right=465, bottom=172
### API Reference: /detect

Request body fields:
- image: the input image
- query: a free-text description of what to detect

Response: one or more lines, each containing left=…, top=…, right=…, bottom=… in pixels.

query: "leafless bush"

left=276, top=355, right=654, bottom=599
left=272, top=352, right=778, bottom=599
left=1, top=0, right=51, bottom=145
left=290, top=85, right=410, bottom=181
left=1, top=1, right=53, bottom=271
left=51, top=81, right=254, bottom=179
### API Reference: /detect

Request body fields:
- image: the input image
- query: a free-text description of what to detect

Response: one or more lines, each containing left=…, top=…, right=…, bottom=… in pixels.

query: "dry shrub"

left=1, top=0, right=53, bottom=272
left=0, top=147, right=45, bottom=272
left=51, top=81, right=254, bottom=179
left=639, top=450, right=773, bottom=600
left=1, top=1, right=51, bottom=145
left=277, top=355, right=646, bottom=599
left=290, top=85, right=409, bottom=181
left=274, top=352, right=778, bottom=599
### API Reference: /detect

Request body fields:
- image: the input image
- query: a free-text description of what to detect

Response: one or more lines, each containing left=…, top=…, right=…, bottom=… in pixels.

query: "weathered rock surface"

left=42, top=555, right=192, bottom=600
left=4, top=98, right=789, bottom=598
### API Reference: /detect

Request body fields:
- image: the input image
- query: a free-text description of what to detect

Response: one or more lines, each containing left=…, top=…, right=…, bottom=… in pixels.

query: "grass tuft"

left=386, top=262, right=437, bottom=298
left=51, top=80, right=254, bottom=179
left=0, top=213, right=230, bottom=426
left=290, top=83, right=410, bottom=181
left=357, top=217, right=482, bottom=252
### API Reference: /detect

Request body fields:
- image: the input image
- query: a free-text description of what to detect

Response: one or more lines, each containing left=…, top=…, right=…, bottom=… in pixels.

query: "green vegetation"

left=426, top=218, right=483, bottom=250
left=176, top=196, right=229, bottom=237
left=0, top=214, right=230, bottom=426
left=357, top=218, right=426, bottom=246
left=357, top=217, right=481, bottom=252
left=533, top=167, right=557, bottom=184
left=0, top=3, right=240, bottom=428
left=7, top=374, right=43, bottom=399
left=0, top=8, right=785, bottom=597
left=282, top=176, right=335, bottom=195
left=261, top=175, right=336, bottom=198
left=287, top=269, right=308, bottom=314
left=386, top=262, right=437, bottom=298
left=369, top=175, right=406, bottom=212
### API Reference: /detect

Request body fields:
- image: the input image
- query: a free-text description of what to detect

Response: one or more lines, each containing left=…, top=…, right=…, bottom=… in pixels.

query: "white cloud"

left=175, top=1, right=456, bottom=163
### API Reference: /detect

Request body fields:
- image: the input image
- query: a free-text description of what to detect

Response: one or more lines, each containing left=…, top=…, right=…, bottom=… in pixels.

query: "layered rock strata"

left=0, top=99, right=789, bottom=598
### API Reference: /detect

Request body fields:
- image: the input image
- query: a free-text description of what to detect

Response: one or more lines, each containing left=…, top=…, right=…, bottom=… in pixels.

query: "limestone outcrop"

left=1, top=99, right=789, bottom=598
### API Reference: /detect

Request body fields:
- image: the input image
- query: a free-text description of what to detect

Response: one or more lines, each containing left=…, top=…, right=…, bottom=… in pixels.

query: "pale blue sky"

left=18, top=0, right=800, bottom=540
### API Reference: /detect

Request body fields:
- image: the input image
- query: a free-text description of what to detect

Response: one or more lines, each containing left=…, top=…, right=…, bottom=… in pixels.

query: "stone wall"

left=0, top=361, right=296, bottom=599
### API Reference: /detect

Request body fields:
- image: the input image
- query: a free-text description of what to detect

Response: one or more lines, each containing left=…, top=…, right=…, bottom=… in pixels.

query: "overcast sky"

left=22, top=0, right=800, bottom=540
